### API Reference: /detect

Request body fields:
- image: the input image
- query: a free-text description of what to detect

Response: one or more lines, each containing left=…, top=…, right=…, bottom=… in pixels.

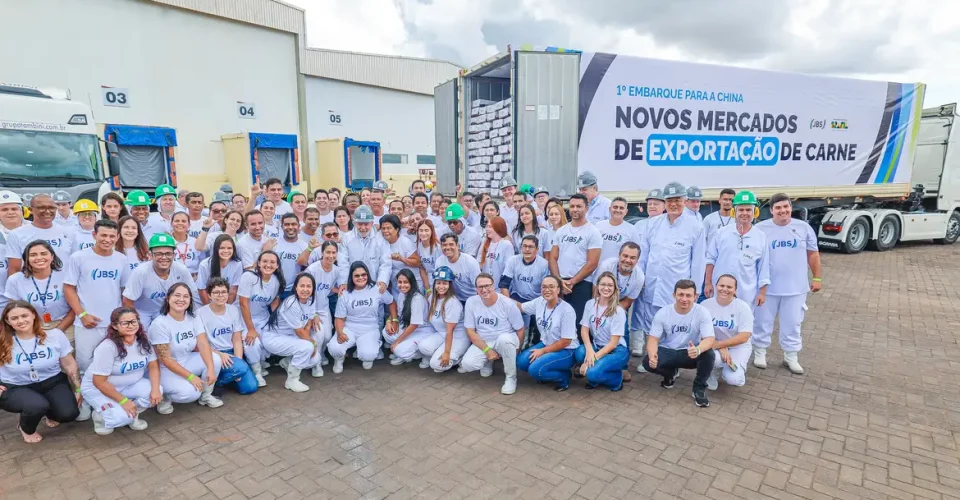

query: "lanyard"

left=540, top=301, right=558, bottom=330
left=31, top=276, right=52, bottom=308
left=14, top=336, right=40, bottom=381
left=719, top=214, right=732, bottom=227
left=594, top=302, right=603, bottom=330
left=175, top=242, right=190, bottom=263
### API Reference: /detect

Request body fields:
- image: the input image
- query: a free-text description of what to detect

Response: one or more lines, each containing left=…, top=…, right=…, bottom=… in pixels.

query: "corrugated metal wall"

left=434, top=79, right=459, bottom=193
left=515, top=52, right=580, bottom=197
left=304, top=49, right=462, bottom=96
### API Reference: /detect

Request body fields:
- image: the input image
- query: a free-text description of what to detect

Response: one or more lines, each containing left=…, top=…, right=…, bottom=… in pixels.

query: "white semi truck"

left=433, top=46, right=959, bottom=253
left=0, top=83, right=119, bottom=203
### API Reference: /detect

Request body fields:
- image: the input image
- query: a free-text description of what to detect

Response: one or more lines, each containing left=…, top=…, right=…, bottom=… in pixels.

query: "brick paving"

left=2, top=244, right=960, bottom=499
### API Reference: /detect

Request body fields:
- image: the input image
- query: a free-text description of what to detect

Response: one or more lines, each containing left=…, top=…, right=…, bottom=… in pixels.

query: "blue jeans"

left=216, top=350, right=259, bottom=395
left=517, top=342, right=575, bottom=388
left=328, top=294, right=338, bottom=318
left=574, top=344, right=629, bottom=390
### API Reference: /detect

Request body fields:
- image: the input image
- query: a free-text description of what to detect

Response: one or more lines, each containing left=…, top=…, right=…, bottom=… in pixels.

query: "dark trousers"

left=564, top=279, right=594, bottom=327
left=0, top=372, right=79, bottom=434
left=642, top=346, right=716, bottom=392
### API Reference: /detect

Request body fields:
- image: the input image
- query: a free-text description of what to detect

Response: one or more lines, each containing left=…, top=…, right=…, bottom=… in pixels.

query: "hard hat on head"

left=372, top=180, right=389, bottom=193
left=148, top=233, right=176, bottom=249
left=125, top=190, right=151, bottom=207
left=432, top=266, right=455, bottom=282
left=53, top=190, right=73, bottom=204
left=646, top=188, right=665, bottom=201
left=499, top=175, right=517, bottom=189
left=732, top=190, right=758, bottom=206
left=286, top=191, right=304, bottom=203
left=155, top=184, right=176, bottom=198
left=353, top=205, right=375, bottom=223
left=662, top=182, right=686, bottom=199
left=519, top=184, right=534, bottom=195
left=577, top=171, right=599, bottom=188
left=686, top=186, right=703, bottom=200
left=534, top=186, right=549, bottom=197
left=444, top=203, right=465, bottom=222
left=219, top=184, right=234, bottom=194
left=0, top=190, right=23, bottom=206
left=211, top=191, right=231, bottom=203
left=73, top=199, right=99, bottom=214
left=425, top=181, right=434, bottom=189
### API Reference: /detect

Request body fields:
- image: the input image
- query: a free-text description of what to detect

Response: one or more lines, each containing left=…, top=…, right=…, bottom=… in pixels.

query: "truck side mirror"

left=105, top=142, right=121, bottom=178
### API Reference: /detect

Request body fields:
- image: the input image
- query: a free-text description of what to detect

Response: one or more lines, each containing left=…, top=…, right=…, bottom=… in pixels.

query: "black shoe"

left=585, top=383, right=597, bottom=390
left=661, top=369, right=679, bottom=389
left=554, top=384, right=569, bottom=392
left=693, top=390, right=710, bottom=408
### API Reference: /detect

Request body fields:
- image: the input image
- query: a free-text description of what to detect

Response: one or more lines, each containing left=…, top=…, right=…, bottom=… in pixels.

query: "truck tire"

left=935, top=211, right=960, bottom=244
left=841, top=217, right=869, bottom=254
left=867, top=215, right=899, bottom=251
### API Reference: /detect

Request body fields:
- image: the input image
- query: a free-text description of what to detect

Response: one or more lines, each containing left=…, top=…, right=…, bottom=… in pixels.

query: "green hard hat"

left=444, top=202, right=465, bottom=222
left=519, top=184, right=534, bottom=195
left=287, top=191, right=304, bottom=203
left=125, top=190, right=151, bottom=207
left=155, top=184, right=176, bottom=198
left=733, top=190, right=757, bottom=206
left=148, top=232, right=176, bottom=249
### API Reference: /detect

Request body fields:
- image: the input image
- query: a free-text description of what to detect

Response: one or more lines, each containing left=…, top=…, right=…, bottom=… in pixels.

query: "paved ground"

left=2, top=243, right=960, bottom=500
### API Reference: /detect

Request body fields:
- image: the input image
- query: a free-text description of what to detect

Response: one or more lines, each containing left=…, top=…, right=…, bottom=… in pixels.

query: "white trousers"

left=752, top=294, right=806, bottom=352
left=75, top=324, right=108, bottom=373
left=418, top=335, right=471, bottom=372
left=327, top=325, right=381, bottom=362
left=82, top=377, right=159, bottom=429
left=383, top=328, right=440, bottom=361
left=262, top=330, right=324, bottom=369
left=712, top=344, right=753, bottom=387
left=158, top=352, right=222, bottom=403
left=239, top=338, right=266, bottom=365
left=460, top=334, right=519, bottom=376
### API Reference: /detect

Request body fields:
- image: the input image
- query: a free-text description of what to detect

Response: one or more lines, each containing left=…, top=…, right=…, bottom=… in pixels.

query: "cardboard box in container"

left=472, top=99, right=493, bottom=108
left=492, top=119, right=504, bottom=128
left=486, top=112, right=496, bottom=121
left=500, top=163, right=513, bottom=172
left=498, top=145, right=510, bottom=154
left=492, top=137, right=503, bottom=146
left=498, top=108, right=510, bottom=118
left=480, top=156, right=492, bottom=164
left=503, top=116, right=512, bottom=126
left=493, top=154, right=503, bottom=163
left=493, top=171, right=503, bottom=180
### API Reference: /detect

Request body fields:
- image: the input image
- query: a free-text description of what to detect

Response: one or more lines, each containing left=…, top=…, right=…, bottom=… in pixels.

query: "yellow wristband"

left=118, top=397, right=129, bottom=405
left=187, top=374, right=196, bottom=381
left=812, top=278, right=822, bottom=282
left=482, top=346, right=491, bottom=354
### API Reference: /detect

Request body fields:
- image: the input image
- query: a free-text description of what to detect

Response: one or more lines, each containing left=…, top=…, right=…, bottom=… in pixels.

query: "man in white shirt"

left=0, top=190, right=24, bottom=238
left=7, top=194, right=74, bottom=274
left=498, top=176, right=519, bottom=229
left=578, top=171, right=612, bottom=224
left=641, top=279, right=715, bottom=408
left=459, top=191, right=481, bottom=228
left=339, top=205, right=390, bottom=292
left=445, top=203, right=481, bottom=256
left=595, top=197, right=640, bottom=264
left=185, top=192, right=206, bottom=239
left=434, top=233, right=481, bottom=303
left=145, top=184, right=178, bottom=237
left=461, top=273, right=525, bottom=395
left=237, top=210, right=277, bottom=269
left=702, top=188, right=736, bottom=248
left=53, top=190, right=77, bottom=227
left=704, top=191, right=771, bottom=309
left=370, top=181, right=389, bottom=225
left=686, top=186, right=704, bottom=223
left=313, top=189, right=335, bottom=224
left=549, top=194, right=603, bottom=325
left=753, top=193, right=822, bottom=374
left=249, top=177, right=293, bottom=226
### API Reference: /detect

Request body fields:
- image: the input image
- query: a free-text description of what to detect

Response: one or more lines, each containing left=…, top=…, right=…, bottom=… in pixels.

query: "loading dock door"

left=104, top=124, right=178, bottom=190
left=256, top=148, right=291, bottom=184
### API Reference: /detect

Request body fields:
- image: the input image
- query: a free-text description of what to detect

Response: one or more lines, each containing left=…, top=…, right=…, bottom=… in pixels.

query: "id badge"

left=29, top=367, right=40, bottom=382
left=43, top=312, right=52, bottom=323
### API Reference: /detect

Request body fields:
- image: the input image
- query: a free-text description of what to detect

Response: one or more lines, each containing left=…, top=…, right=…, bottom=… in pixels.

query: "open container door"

left=434, top=78, right=459, bottom=194
left=514, top=50, right=580, bottom=198
left=343, top=138, right=380, bottom=190
left=103, top=124, right=177, bottom=192
left=250, top=132, right=300, bottom=189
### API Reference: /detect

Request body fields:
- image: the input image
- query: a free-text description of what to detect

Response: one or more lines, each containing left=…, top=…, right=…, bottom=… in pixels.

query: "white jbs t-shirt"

left=521, top=298, right=578, bottom=349
left=581, top=299, right=627, bottom=347
left=64, top=248, right=129, bottom=321
left=4, top=271, right=71, bottom=322
left=463, top=295, right=524, bottom=342
left=83, top=339, right=156, bottom=389
left=274, top=237, right=307, bottom=292
left=701, top=297, right=754, bottom=342
left=237, top=272, right=281, bottom=329
left=148, top=314, right=207, bottom=366
left=6, top=223, right=74, bottom=264
left=172, top=236, right=203, bottom=275
left=649, top=303, right=715, bottom=350
left=273, top=295, right=317, bottom=336
left=755, top=219, right=818, bottom=296
left=122, top=262, right=198, bottom=319
left=0, top=328, right=72, bottom=385
left=335, top=286, right=394, bottom=333
left=427, top=297, right=467, bottom=342
left=551, top=222, right=603, bottom=281
left=197, top=304, right=246, bottom=352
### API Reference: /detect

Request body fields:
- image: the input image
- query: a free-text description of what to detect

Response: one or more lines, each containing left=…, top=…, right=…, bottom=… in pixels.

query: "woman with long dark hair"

left=100, top=192, right=129, bottom=223
left=81, top=307, right=161, bottom=435
left=380, top=214, right=422, bottom=291
left=263, top=273, right=325, bottom=391
left=328, top=262, right=398, bottom=373
left=416, top=219, right=442, bottom=290
left=0, top=301, right=81, bottom=442
left=415, top=267, right=470, bottom=372
left=516, top=275, right=579, bottom=391
left=478, top=215, right=514, bottom=287
left=197, top=234, right=243, bottom=304
left=197, top=277, right=262, bottom=394
left=149, top=283, right=223, bottom=414
left=383, top=269, right=435, bottom=366
left=5, top=240, right=74, bottom=332
left=479, top=200, right=500, bottom=229
left=238, top=251, right=283, bottom=370
left=304, top=240, right=341, bottom=340
left=511, top=204, right=547, bottom=256
left=116, top=216, right=150, bottom=273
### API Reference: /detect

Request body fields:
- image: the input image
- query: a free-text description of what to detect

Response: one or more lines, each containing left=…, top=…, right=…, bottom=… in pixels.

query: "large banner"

left=577, top=52, right=925, bottom=191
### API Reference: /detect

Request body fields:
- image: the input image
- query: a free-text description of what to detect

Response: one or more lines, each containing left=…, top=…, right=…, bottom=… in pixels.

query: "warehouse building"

left=0, top=0, right=460, bottom=196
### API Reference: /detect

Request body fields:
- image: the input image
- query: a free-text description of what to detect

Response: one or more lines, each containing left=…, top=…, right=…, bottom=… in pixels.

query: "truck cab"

left=0, top=83, right=119, bottom=204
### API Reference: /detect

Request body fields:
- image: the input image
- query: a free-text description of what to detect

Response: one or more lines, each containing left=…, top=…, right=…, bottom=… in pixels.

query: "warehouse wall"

left=305, top=77, right=438, bottom=185
left=0, top=0, right=300, bottom=195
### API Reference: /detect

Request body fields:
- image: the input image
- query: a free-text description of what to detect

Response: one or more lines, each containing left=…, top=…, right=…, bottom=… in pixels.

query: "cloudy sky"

left=287, top=0, right=959, bottom=106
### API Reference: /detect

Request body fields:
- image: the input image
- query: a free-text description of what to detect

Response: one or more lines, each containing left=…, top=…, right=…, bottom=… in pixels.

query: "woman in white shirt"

left=81, top=307, right=161, bottom=436
left=380, top=215, right=422, bottom=291
left=5, top=240, right=74, bottom=333
left=0, top=301, right=81, bottom=443
left=116, top=216, right=150, bottom=273
left=511, top=204, right=549, bottom=256
left=416, top=267, right=470, bottom=372
left=478, top=216, right=514, bottom=288
left=197, top=277, right=262, bottom=393
left=328, top=262, right=398, bottom=373
left=238, top=251, right=283, bottom=369
left=149, top=283, right=223, bottom=414
left=416, top=219, right=443, bottom=290
left=304, top=241, right=341, bottom=331
left=383, top=269, right=437, bottom=367
left=516, top=276, right=579, bottom=391
left=170, top=212, right=202, bottom=278
left=575, top=272, right=629, bottom=391
left=701, top=274, right=754, bottom=390
left=197, top=234, right=244, bottom=305
left=263, top=273, right=326, bottom=392
left=333, top=206, right=352, bottom=238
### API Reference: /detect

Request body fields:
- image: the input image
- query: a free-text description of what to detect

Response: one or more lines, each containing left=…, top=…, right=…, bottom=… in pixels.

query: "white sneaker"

left=333, top=358, right=344, bottom=374
left=706, top=368, right=720, bottom=391
left=457, top=366, right=468, bottom=374
left=128, top=410, right=148, bottom=431
left=284, top=366, right=310, bottom=393
left=783, top=351, right=804, bottom=374
left=390, top=357, right=405, bottom=366
left=629, top=332, right=645, bottom=357
left=501, top=376, right=517, bottom=395
left=376, top=351, right=384, bottom=360
left=254, top=372, right=267, bottom=387
left=92, top=411, right=113, bottom=436
left=279, top=357, right=291, bottom=370
left=419, top=358, right=431, bottom=369
left=321, top=356, right=329, bottom=366
left=753, top=348, right=768, bottom=369
left=198, top=392, right=224, bottom=409
left=636, top=364, right=647, bottom=373
left=480, top=365, right=494, bottom=377
left=389, top=353, right=397, bottom=360
left=77, top=402, right=92, bottom=422
left=362, top=361, right=374, bottom=370
left=311, top=365, right=324, bottom=377
left=156, top=398, right=174, bottom=415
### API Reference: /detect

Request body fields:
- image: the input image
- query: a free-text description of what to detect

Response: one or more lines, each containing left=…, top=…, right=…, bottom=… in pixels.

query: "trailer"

left=434, top=46, right=959, bottom=252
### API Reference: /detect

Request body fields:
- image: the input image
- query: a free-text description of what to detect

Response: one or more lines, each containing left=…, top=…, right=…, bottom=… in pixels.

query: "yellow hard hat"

left=73, top=199, right=99, bottom=214
left=425, top=180, right=434, bottom=188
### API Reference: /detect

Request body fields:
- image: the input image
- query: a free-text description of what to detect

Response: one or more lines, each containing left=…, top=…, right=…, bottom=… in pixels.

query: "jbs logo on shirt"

left=79, top=242, right=94, bottom=250
left=560, top=235, right=583, bottom=245
left=46, top=238, right=65, bottom=248
left=211, top=327, right=232, bottom=338
left=517, top=275, right=535, bottom=283
left=150, top=291, right=167, bottom=301
left=27, top=290, right=60, bottom=303
left=250, top=294, right=272, bottom=303
left=714, top=317, right=735, bottom=329
left=316, top=283, right=331, bottom=293
left=352, top=298, right=374, bottom=308
left=120, top=359, right=147, bottom=374
left=536, top=317, right=552, bottom=330
left=478, top=316, right=499, bottom=326
left=175, top=331, right=196, bottom=343
left=91, top=269, right=120, bottom=280
left=673, top=241, right=686, bottom=247
left=16, top=348, right=52, bottom=364
left=280, top=252, right=298, bottom=261
left=671, top=325, right=689, bottom=334
left=771, top=239, right=798, bottom=249
left=602, top=233, right=623, bottom=243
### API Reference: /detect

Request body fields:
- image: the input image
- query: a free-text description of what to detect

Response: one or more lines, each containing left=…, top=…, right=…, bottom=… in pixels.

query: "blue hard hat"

left=433, top=266, right=455, bottom=282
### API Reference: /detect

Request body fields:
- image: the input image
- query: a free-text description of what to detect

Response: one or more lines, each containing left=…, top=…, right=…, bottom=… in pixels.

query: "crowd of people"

left=0, top=172, right=821, bottom=443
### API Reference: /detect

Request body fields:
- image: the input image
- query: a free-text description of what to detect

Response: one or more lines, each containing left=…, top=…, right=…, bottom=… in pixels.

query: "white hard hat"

left=0, top=190, right=23, bottom=206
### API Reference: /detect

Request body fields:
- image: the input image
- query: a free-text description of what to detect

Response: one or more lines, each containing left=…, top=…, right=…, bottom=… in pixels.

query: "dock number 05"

left=329, top=113, right=341, bottom=124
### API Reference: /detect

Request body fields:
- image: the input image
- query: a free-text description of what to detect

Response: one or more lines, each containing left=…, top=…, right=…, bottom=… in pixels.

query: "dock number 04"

left=237, top=102, right=256, bottom=119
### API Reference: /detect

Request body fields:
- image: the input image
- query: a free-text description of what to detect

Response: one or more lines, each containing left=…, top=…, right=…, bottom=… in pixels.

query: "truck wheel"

left=867, top=215, right=899, bottom=251
left=842, top=217, right=869, bottom=254
left=935, top=211, right=960, bottom=244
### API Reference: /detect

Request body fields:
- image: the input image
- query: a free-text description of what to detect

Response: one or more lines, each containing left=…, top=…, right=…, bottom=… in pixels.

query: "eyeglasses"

left=118, top=319, right=140, bottom=328
left=353, top=273, right=368, bottom=278
left=210, top=290, right=229, bottom=296
left=34, top=206, right=57, bottom=212
left=477, top=284, right=494, bottom=290
left=211, top=209, right=226, bottom=214
left=170, top=294, right=192, bottom=300
left=152, top=251, right=174, bottom=258
left=324, top=233, right=339, bottom=238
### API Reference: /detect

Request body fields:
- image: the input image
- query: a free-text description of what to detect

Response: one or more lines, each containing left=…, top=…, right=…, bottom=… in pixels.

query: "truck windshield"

left=0, top=129, right=100, bottom=185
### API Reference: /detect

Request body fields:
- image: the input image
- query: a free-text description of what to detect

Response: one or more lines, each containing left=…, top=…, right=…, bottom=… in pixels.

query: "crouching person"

left=702, top=274, right=753, bottom=390
left=642, top=279, right=716, bottom=408
left=575, top=272, right=629, bottom=391
left=461, top=273, right=525, bottom=395
left=81, top=307, right=163, bottom=435
left=197, top=278, right=260, bottom=396
left=516, top=276, right=578, bottom=391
